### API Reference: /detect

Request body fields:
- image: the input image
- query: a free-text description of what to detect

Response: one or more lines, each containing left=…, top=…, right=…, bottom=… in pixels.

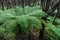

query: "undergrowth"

left=0, top=6, right=60, bottom=40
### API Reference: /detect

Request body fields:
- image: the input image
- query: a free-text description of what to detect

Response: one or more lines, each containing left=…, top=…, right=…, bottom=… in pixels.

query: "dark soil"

left=0, top=37, right=6, bottom=40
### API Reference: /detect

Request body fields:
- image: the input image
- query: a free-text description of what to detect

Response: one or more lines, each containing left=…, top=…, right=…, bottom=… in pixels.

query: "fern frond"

left=0, top=26, right=5, bottom=37
left=46, top=22, right=60, bottom=40
left=4, top=32, right=16, bottom=40
left=28, top=16, right=42, bottom=30
left=0, top=13, right=15, bottom=23
left=47, top=16, right=60, bottom=24
left=27, top=10, right=47, bottom=18
left=14, top=6, right=24, bottom=16
left=5, top=20, right=17, bottom=32
left=16, top=15, right=42, bottom=31
left=16, top=15, right=29, bottom=29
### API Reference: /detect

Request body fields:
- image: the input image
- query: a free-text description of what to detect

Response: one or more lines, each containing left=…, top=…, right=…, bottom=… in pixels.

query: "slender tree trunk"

left=1, top=0, right=4, bottom=10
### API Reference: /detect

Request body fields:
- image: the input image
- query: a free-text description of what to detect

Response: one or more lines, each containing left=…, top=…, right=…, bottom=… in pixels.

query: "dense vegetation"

left=0, top=0, right=60, bottom=40
left=0, top=5, right=60, bottom=40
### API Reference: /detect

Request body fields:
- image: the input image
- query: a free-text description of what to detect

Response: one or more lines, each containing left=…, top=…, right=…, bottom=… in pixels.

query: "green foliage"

left=16, top=15, right=42, bottom=34
left=45, top=22, right=60, bottom=40
left=4, top=32, right=16, bottom=40
left=27, top=10, right=47, bottom=18
left=0, top=6, right=60, bottom=40
left=0, top=27, right=5, bottom=37
left=5, top=20, right=17, bottom=32
left=0, top=6, right=43, bottom=40
left=28, top=16, right=42, bottom=30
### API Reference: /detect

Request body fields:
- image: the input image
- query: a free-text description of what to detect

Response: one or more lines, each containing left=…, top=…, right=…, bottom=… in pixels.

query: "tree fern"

left=0, top=6, right=60, bottom=40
